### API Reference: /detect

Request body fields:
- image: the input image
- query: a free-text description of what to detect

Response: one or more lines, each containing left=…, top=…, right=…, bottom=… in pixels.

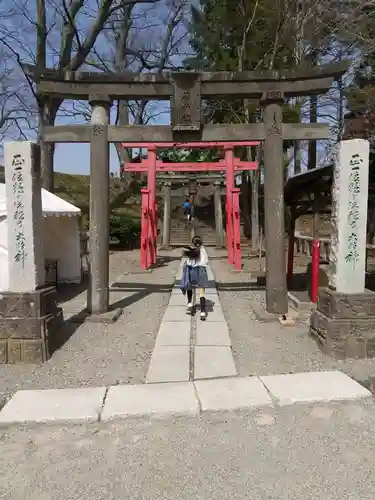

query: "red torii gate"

left=121, top=141, right=259, bottom=271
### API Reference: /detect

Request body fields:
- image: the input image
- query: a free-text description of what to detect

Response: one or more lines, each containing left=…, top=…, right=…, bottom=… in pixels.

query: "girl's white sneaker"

left=200, top=311, right=207, bottom=320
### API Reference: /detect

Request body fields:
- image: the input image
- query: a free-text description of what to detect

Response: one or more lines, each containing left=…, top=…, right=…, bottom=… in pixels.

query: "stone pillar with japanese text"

left=329, top=139, right=370, bottom=293
left=4, top=141, right=45, bottom=291
left=0, top=141, right=64, bottom=364
left=310, top=139, right=375, bottom=359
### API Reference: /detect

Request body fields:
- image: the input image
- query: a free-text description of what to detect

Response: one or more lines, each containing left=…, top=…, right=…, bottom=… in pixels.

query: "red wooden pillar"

left=147, top=147, right=157, bottom=266
left=224, top=146, right=235, bottom=264
left=140, top=188, right=150, bottom=269
left=153, top=199, right=158, bottom=264
left=232, top=187, right=242, bottom=271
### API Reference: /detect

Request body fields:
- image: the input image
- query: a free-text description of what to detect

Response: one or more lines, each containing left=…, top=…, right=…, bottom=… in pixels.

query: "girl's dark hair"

left=182, top=236, right=202, bottom=260
left=192, top=236, right=202, bottom=247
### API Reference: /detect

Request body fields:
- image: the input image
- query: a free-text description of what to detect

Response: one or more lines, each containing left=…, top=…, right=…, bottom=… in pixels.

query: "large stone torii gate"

left=31, top=62, right=347, bottom=316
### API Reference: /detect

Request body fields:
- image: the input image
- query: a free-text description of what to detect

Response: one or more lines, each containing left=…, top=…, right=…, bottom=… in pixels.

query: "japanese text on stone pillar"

left=345, top=153, right=362, bottom=269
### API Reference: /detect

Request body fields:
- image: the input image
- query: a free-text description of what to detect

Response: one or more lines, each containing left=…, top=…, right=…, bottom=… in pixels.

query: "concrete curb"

left=0, top=371, right=371, bottom=426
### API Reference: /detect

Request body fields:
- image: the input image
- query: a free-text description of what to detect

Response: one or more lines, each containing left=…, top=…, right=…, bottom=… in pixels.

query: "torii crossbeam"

left=121, top=141, right=259, bottom=270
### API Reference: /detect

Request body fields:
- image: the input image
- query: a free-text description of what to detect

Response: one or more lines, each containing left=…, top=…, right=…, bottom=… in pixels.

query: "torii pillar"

left=88, top=96, right=111, bottom=315
left=162, top=181, right=172, bottom=248
left=261, top=91, right=288, bottom=315
left=214, top=180, right=225, bottom=247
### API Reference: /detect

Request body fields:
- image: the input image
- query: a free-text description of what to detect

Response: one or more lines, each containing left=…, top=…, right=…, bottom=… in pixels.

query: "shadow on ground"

left=216, top=282, right=265, bottom=292
left=55, top=273, right=89, bottom=305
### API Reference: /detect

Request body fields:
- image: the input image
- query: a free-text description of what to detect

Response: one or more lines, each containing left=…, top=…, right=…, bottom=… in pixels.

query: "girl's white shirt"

left=186, top=246, right=208, bottom=267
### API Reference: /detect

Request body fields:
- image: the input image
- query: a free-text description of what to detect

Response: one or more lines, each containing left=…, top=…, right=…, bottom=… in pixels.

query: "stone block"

left=0, top=309, right=63, bottom=340
left=252, top=302, right=299, bottom=322
left=162, top=306, right=191, bottom=322
left=85, top=308, right=122, bottom=324
left=155, top=322, right=191, bottom=346
left=0, top=387, right=106, bottom=424
left=196, top=321, right=231, bottom=346
left=205, top=308, right=226, bottom=323
left=7, top=339, right=46, bottom=364
left=146, top=346, right=190, bottom=383
left=0, top=309, right=64, bottom=364
left=195, top=376, right=272, bottom=411
left=206, top=269, right=215, bottom=281
left=259, top=371, right=372, bottom=406
left=168, top=293, right=189, bottom=306
left=317, top=287, right=375, bottom=319
left=0, top=286, right=58, bottom=318
left=101, top=382, right=199, bottom=421
left=310, top=308, right=375, bottom=359
left=194, top=346, right=237, bottom=379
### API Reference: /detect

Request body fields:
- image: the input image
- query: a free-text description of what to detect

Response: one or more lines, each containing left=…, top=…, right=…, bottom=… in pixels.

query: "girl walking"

left=181, top=236, right=209, bottom=320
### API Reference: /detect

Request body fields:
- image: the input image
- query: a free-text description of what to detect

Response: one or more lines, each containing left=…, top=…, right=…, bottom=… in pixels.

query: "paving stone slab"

left=156, top=322, right=191, bottom=346
left=102, top=382, right=199, bottom=420
left=205, top=287, right=219, bottom=295
left=259, top=371, right=373, bottom=406
left=169, top=293, right=189, bottom=306
left=205, top=308, right=226, bottom=322
left=195, top=376, right=273, bottom=411
left=206, top=269, right=215, bottom=281
left=0, top=387, right=106, bottom=424
left=162, top=306, right=192, bottom=322
left=146, top=346, right=190, bottom=383
left=195, top=298, right=221, bottom=311
left=196, top=321, right=231, bottom=346
left=194, top=346, right=237, bottom=379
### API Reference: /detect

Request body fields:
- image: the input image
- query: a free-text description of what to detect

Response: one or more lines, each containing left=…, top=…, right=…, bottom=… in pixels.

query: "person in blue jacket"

left=183, top=199, right=192, bottom=221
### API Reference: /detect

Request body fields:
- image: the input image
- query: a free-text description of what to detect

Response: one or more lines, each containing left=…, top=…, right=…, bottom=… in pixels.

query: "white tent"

left=0, top=183, right=82, bottom=291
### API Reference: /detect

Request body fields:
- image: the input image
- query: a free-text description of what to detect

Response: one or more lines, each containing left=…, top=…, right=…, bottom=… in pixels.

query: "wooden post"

left=162, top=182, right=171, bottom=248
left=232, top=187, right=242, bottom=270
left=88, top=96, right=111, bottom=315
left=312, top=211, right=319, bottom=238
left=214, top=180, right=224, bottom=247
left=225, top=146, right=235, bottom=264
left=140, top=188, right=150, bottom=269
left=261, top=91, right=288, bottom=314
left=287, top=208, right=296, bottom=283
left=147, top=147, right=157, bottom=265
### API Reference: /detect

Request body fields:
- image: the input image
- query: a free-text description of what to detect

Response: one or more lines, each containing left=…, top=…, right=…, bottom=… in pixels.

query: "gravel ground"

left=1, top=399, right=375, bottom=499
left=209, top=250, right=375, bottom=383
left=0, top=249, right=181, bottom=401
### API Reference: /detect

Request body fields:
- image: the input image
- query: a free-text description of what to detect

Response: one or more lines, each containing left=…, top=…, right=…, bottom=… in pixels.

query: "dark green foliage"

left=109, top=213, right=141, bottom=248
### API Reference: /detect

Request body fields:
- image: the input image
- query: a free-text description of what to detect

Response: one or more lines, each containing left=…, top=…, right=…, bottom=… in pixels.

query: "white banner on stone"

left=4, top=141, right=45, bottom=292
left=329, top=139, right=370, bottom=294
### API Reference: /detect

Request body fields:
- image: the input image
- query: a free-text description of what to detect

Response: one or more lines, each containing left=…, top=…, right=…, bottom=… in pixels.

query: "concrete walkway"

left=2, top=397, right=375, bottom=500
left=146, top=262, right=237, bottom=383
left=0, top=371, right=371, bottom=425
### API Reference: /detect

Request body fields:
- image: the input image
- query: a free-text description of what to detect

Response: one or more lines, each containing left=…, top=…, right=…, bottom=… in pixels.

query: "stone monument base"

left=0, top=286, right=64, bottom=364
left=310, top=287, right=375, bottom=359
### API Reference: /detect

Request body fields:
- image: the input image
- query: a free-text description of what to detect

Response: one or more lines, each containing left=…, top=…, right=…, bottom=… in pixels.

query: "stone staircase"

left=160, top=185, right=219, bottom=247
left=169, top=216, right=217, bottom=247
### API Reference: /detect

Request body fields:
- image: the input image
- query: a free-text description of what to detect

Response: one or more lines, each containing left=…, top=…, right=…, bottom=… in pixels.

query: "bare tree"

left=0, top=0, right=162, bottom=191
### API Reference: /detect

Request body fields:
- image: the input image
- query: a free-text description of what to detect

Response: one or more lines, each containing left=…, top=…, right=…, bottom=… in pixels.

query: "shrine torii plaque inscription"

left=30, top=62, right=348, bottom=316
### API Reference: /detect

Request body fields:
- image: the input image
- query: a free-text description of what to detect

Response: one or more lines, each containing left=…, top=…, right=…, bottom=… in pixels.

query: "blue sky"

left=54, top=102, right=171, bottom=175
